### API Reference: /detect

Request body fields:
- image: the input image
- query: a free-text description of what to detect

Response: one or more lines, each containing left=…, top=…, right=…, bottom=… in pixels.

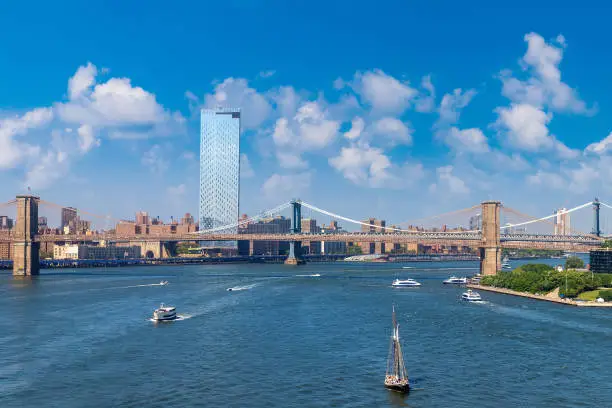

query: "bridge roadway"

left=0, top=231, right=600, bottom=251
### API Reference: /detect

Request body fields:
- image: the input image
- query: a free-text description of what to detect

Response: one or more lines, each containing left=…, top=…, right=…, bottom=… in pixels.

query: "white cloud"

left=68, top=62, right=97, bottom=100
left=431, top=165, right=469, bottom=194
left=203, top=77, right=271, bottom=129
left=500, top=32, right=590, bottom=114
left=443, top=127, right=489, bottom=153
left=437, top=88, right=477, bottom=126
left=77, top=124, right=100, bottom=153
left=141, top=145, right=168, bottom=174
left=585, top=132, right=612, bottom=155
left=0, top=107, right=52, bottom=169
left=526, top=170, right=565, bottom=189
left=24, top=150, right=70, bottom=190
left=57, top=63, right=185, bottom=139
left=415, top=75, right=436, bottom=113
left=344, top=117, right=365, bottom=140
left=166, top=183, right=186, bottom=196
left=329, top=145, right=393, bottom=187
left=370, top=117, right=412, bottom=146
left=261, top=172, right=312, bottom=200
left=351, top=69, right=417, bottom=114
left=272, top=101, right=340, bottom=168
left=181, top=151, right=196, bottom=161
left=240, top=153, right=255, bottom=178
left=494, top=103, right=555, bottom=151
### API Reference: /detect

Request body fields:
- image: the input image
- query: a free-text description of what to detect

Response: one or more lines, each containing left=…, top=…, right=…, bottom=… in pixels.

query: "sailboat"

left=384, top=306, right=410, bottom=393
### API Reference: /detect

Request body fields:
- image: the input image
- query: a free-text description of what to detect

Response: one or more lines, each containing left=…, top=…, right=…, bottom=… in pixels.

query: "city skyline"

left=2, top=1, right=612, bottom=233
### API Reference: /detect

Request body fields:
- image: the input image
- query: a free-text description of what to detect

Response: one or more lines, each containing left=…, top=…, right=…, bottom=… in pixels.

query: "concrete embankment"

left=466, top=284, right=612, bottom=307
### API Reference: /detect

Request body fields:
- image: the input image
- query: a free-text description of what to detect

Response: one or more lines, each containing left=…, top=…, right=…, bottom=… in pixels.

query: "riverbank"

left=467, top=283, right=612, bottom=307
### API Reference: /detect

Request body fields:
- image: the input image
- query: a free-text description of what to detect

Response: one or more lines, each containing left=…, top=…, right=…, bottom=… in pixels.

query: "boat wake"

left=108, top=282, right=168, bottom=290
left=401, top=266, right=414, bottom=269
left=295, top=274, right=321, bottom=277
left=149, top=314, right=192, bottom=323
left=227, top=283, right=258, bottom=292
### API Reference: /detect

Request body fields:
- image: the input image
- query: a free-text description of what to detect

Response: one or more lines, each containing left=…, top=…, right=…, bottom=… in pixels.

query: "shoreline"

left=467, top=283, right=612, bottom=307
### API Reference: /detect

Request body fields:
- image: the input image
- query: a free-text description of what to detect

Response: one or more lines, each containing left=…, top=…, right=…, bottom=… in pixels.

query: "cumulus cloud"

left=443, top=127, right=489, bottom=153
left=203, top=77, right=272, bottom=129
left=0, top=107, right=52, bottom=169
left=261, top=172, right=312, bottom=200
left=329, top=145, right=394, bottom=187
left=344, top=117, right=365, bottom=140
left=272, top=101, right=340, bottom=168
left=77, top=124, right=100, bottom=153
left=240, top=153, right=255, bottom=178
left=351, top=69, right=417, bottom=114
left=369, top=117, right=412, bottom=146
left=166, top=183, right=186, bottom=196
left=585, top=132, right=612, bottom=155
left=430, top=166, right=469, bottom=194
left=500, top=32, right=592, bottom=114
left=437, top=88, right=477, bottom=126
left=415, top=75, right=436, bottom=113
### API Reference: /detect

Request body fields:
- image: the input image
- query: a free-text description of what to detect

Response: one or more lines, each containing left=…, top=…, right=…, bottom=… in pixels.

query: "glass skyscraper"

left=199, top=107, right=241, bottom=247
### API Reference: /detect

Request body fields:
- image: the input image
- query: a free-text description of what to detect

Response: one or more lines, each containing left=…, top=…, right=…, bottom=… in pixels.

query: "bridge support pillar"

left=13, top=195, right=40, bottom=276
left=285, top=200, right=304, bottom=265
left=479, top=201, right=501, bottom=276
left=592, top=198, right=601, bottom=237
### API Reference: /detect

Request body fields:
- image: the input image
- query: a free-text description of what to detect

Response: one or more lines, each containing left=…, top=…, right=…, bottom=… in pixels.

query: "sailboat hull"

left=384, top=383, right=410, bottom=393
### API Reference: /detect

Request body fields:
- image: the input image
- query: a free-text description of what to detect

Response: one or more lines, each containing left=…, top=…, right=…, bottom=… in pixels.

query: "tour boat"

left=152, top=303, right=177, bottom=321
left=443, top=276, right=467, bottom=284
left=385, top=306, right=410, bottom=393
left=470, top=275, right=481, bottom=284
left=392, top=278, right=421, bottom=287
left=461, top=289, right=482, bottom=302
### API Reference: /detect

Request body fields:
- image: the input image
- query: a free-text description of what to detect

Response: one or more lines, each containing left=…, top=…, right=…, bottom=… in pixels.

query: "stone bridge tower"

left=13, top=195, right=40, bottom=276
left=479, top=201, right=501, bottom=276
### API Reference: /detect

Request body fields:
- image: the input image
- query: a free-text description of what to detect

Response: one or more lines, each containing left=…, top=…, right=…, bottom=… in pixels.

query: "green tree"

left=347, top=245, right=362, bottom=255
left=565, top=256, right=585, bottom=270
left=602, top=240, right=612, bottom=248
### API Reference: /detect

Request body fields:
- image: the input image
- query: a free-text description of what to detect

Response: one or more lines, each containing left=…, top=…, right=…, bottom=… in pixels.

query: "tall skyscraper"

left=61, top=207, right=78, bottom=229
left=553, top=208, right=571, bottom=235
left=199, top=107, right=241, bottom=247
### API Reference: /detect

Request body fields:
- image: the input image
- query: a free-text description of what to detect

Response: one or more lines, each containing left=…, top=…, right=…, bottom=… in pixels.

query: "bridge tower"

left=285, top=200, right=304, bottom=265
left=592, top=198, right=601, bottom=237
left=13, top=195, right=40, bottom=276
left=479, top=200, right=501, bottom=276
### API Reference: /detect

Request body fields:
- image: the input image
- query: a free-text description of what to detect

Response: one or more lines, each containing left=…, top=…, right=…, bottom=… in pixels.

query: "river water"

left=1, top=260, right=611, bottom=407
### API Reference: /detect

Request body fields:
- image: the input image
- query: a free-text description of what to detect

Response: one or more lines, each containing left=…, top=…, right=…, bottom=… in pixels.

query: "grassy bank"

left=480, top=264, right=612, bottom=299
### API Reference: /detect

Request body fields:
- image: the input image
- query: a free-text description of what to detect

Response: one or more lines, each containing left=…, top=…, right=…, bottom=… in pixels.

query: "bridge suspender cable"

left=300, top=201, right=481, bottom=233
left=193, top=202, right=292, bottom=234
left=500, top=202, right=593, bottom=229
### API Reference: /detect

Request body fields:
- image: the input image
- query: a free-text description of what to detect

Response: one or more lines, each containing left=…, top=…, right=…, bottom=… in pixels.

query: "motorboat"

left=152, top=303, right=177, bottom=321
left=392, top=278, right=421, bottom=287
left=443, top=276, right=467, bottom=284
left=501, top=257, right=511, bottom=269
left=461, top=289, right=482, bottom=302
left=159, top=280, right=169, bottom=286
left=470, top=275, right=481, bottom=284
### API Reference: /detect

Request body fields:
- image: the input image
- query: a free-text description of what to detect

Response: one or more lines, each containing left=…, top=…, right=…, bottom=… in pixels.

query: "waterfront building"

left=469, top=214, right=482, bottom=231
left=53, top=244, right=141, bottom=260
left=38, top=216, right=48, bottom=228
left=589, top=249, right=612, bottom=273
left=360, top=218, right=386, bottom=254
left=199, top=107, right=241, bottom=248
left=136, top=211, right=150, bottom=225
left=237, top=216, right=290, bottom=256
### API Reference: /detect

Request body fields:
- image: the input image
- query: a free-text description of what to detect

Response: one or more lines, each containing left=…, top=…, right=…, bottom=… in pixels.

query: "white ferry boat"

left=392, top=279, right=421, bottom=287
left=461, top=289, right=482, bottom=302
left=152, top=304, right=177, bottom=321
left=443, top=276, right=467, bottom=284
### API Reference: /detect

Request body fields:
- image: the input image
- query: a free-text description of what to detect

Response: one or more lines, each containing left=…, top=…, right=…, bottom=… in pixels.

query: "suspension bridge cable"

left=38, top=200, right=122, bottom=223
left=398, top=205, right=481, bottom=226
left=502, top=206, right=595, bottom=237
left=192, top=202, right=292, bottom=234
left=500, top=202, right=593, bottom=230
left=300, top=201, right=480, bottom=233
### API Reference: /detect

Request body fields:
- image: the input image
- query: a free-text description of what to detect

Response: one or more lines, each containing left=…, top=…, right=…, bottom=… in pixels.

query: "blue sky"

left=2, top=0, right=612, bottom=231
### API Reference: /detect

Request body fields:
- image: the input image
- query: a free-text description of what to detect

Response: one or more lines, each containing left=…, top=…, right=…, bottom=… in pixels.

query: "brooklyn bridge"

left=0, top=195, right=608, bottom=277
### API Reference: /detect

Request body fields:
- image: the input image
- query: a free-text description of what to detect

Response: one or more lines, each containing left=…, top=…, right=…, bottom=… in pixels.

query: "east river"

left=1, top=260, right=611, bottom=407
